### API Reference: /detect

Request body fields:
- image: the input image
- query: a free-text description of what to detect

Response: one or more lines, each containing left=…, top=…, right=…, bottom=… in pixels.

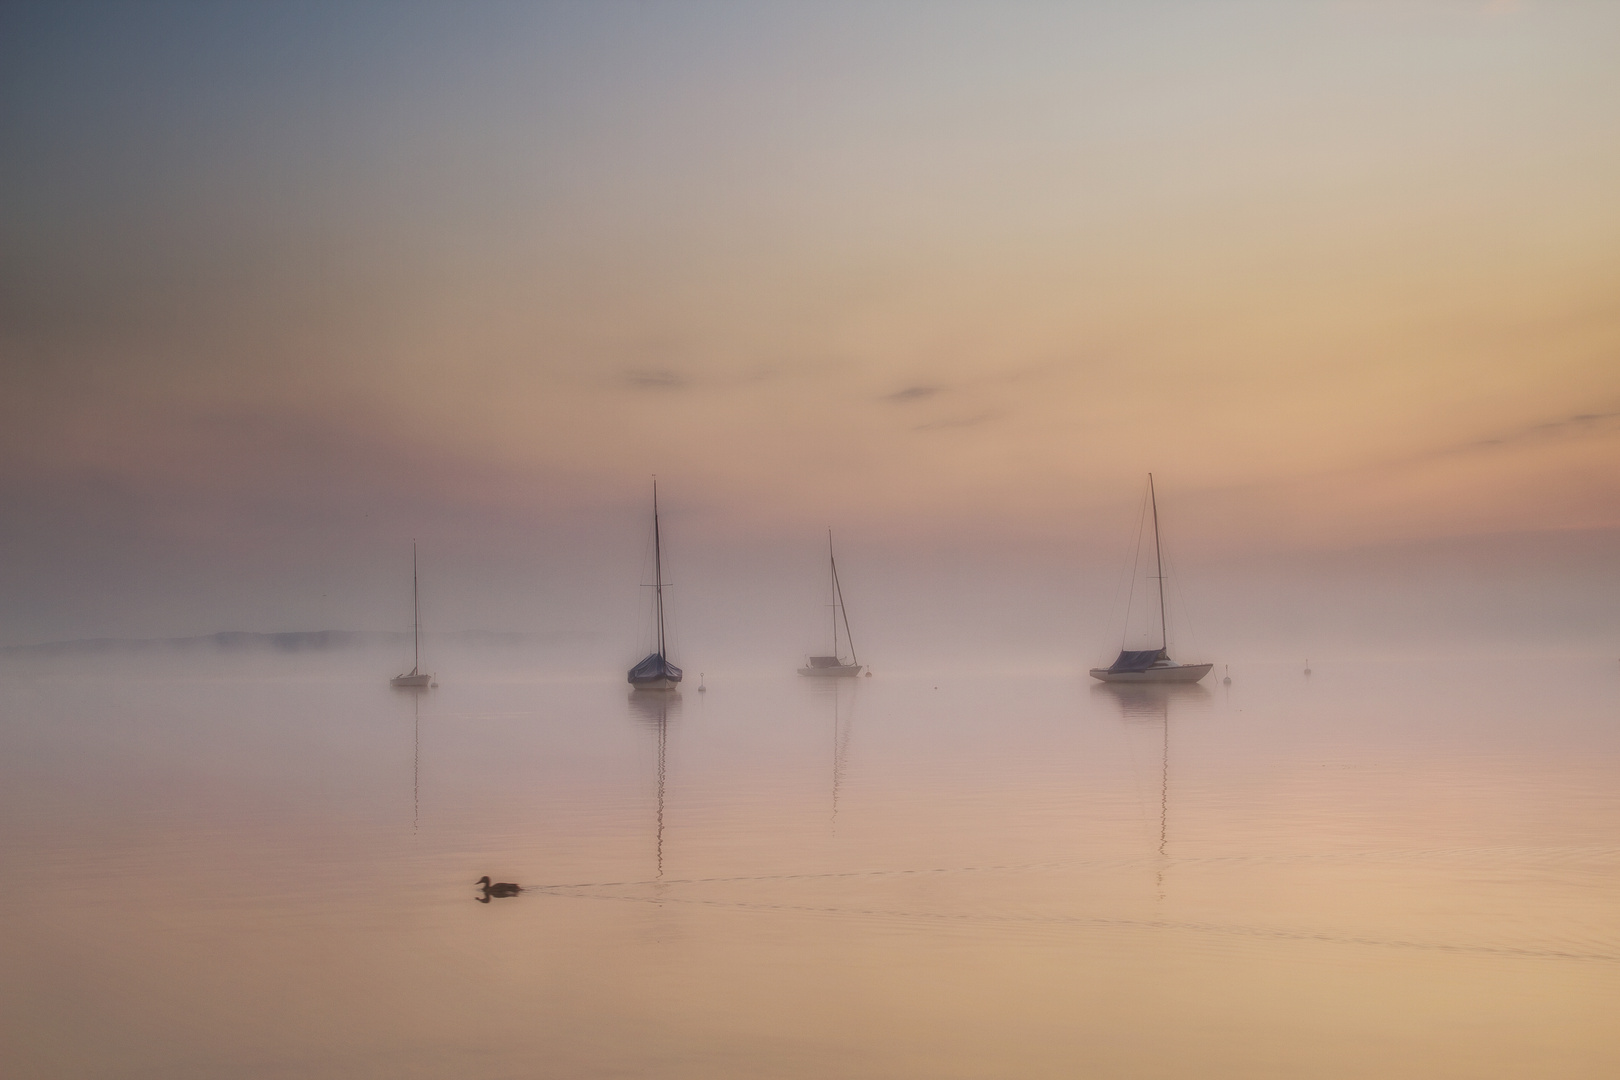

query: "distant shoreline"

left=0, top=630, right=597, bottom=655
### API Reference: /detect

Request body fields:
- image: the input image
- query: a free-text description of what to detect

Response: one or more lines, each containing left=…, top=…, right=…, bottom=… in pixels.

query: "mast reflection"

left=804, top=678, right=858, bottom=830
left=395, top=685, right=429, bottom=834
left=1092, top=682, right=1210, bottom=899
left=627, top=690, right=680, bottom=880
left=413, top=691, right=420, bottom=834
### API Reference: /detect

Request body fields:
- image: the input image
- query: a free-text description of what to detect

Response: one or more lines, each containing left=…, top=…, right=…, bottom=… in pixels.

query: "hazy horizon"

left=5, top=7, right=1620, bottom=1076
left=3, top=1, right=1618, bottom=657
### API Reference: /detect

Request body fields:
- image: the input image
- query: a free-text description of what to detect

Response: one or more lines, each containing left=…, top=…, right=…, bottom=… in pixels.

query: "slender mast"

left=828, top=530, right=838, bottom=656
left=412, top=540, right=420, bottom=672
left=653, top=478, right=665, bottom=658
left=1149, top=473, right=1167, bottom=652
left=829, top=529, right=857, bottom=666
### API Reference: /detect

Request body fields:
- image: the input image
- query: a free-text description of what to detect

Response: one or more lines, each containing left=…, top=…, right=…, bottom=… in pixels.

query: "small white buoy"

left=1222, top=664, right=1231, bottom=686
left=697, top=673, right=706, bottom=692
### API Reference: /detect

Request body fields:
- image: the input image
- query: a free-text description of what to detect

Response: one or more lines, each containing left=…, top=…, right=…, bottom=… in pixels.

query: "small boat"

left=1090, top=475, right=1212, bottom=685
left=799, top=529, right=864, bottom=677
left=390, top=542, right=434, bottom=688
left=628, top=480, right=683, bottom=692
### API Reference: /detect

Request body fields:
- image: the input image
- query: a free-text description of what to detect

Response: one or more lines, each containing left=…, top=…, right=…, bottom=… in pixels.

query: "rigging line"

left=1101, top=507, right=1138, bottom=659
left=830, top=529, right=857, bottom=665
left=1120, top=481, right=1151, bottom=652
left=1149, top=474, right=1167, bottom=653
left=628, top=504, right=658, bottom=657
left=1142, top=483, right=1199, bottom=657
left=828, top=529, right=838, bottom=657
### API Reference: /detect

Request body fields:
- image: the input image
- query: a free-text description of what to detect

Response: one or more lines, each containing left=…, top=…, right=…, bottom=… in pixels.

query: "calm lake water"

left=2, top=650, right=1618, bottom=1078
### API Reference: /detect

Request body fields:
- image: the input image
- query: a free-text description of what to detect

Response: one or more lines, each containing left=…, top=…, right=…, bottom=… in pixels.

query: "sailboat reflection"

left=1093, top=682, right=1209, bottom=898
left=413, top=691, right=420, bottom=834
left=627, top=690, right=680, bottom=880
left=805, top=678, right=858, bottom=827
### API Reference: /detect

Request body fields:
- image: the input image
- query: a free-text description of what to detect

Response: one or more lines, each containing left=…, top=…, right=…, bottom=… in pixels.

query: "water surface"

left=2, top=652, right=1617, bottom=1078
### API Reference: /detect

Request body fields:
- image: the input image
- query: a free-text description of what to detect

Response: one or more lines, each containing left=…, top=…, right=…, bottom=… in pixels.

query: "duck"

left=476, top=876, right=523, bottom=901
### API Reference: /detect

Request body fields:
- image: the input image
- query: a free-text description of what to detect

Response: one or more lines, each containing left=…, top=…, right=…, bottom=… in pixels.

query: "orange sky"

left=1, top=1, right=1617, bottom=640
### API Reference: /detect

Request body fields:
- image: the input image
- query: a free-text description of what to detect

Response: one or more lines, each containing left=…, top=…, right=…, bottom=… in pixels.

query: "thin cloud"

left=625, top=369, right=688, bottom=391
left=885, top=385, right=942, bottom=403
left=1465, top=410, right=1620, bottom=451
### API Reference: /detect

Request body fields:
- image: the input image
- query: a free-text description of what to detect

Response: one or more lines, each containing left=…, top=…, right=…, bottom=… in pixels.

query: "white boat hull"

left=390, top=672, right=432, bottom=688
left=1088, top=663, right=1212, bottom=684
left=798, top=664, right=864, bottom=678
left=630, top=677, right=681, bottom=691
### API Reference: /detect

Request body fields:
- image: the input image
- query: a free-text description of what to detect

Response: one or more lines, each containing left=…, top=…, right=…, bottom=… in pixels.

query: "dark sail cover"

left=628, top=652, right=682, bottom=684
left=1107, top=648, right=1168, bottom=673
left=807, top=655, right=844, bottom=668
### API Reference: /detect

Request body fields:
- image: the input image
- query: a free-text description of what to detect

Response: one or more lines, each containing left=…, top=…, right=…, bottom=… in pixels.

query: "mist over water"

left=2, top=646, right=1617, bottom=1078
left=8, top=518, right=1616, bottom=674
left=4, top=1, right=1620, bottom=1075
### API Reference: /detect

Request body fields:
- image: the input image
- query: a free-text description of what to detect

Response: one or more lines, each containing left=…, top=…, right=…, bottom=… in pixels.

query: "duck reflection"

left=476, top=876, right=523, bottom=902
left=1093, top=682, right=1210, bottom=899
left=627, top=690, right=681, bottom=880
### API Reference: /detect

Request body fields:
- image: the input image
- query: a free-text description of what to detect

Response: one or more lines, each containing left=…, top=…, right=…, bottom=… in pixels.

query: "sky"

left=1, top=1, right=1617, bottom=658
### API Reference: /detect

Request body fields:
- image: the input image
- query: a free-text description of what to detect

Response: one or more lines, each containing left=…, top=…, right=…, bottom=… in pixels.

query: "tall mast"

left=412, top=540, right=420, bottom=672
left=829, top=529, right=857, bottom=666
left=828, top=530, right=837, bottom=655
left=1149, top=473, right=1167, bottom=652
left=652, top=478, right=665, bottom=658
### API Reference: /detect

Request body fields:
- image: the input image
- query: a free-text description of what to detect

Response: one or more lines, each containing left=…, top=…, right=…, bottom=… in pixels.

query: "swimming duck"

left=476, top=876, right=522, bottom=900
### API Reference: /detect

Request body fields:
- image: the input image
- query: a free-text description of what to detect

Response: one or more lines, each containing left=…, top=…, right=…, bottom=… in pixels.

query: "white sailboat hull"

left=630, top=677, right=681, bottom=691
left=1089, top=663, right=1212, bottom=684
left=390, top=672, right=432, bottom=688
left=797, top=664, right=864, bottom=678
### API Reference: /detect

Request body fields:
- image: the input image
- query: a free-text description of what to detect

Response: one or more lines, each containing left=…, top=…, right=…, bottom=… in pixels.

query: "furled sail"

left=1107, top=648, right=1168, bottom=674
left=629, top=652, right=683, bottom=683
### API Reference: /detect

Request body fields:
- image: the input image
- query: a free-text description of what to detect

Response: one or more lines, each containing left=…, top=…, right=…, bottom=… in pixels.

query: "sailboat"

left=627, top=479, right=683, bottom=691
left=390, top=542, right=433, bottom=688
left=1089, top=475, right=1212, bottom=684
left=799, top=529, right=864, bottom=677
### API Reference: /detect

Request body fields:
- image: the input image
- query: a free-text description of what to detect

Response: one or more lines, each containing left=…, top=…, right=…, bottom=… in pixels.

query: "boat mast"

left=412, top=540, right=420, bottom=673
left=653, top=478, right=665, bottom=659
left=1149, top=473, right=1167, bottom=653
left=828, top=530, right=838, bottom=655
left=829, top=529, right=857, bottom=666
